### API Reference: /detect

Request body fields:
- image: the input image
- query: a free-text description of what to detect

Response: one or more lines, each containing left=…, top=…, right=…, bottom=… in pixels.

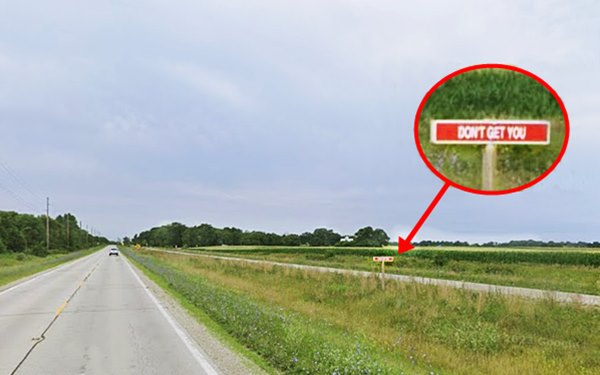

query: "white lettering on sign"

left=457, top=125, right=484, bottom=140
left=431, top=120, right=549, bottom=145
left=506, top=126, right=526, bottom=140
left=486, top=125, right=505, bottom=140
left=456, top=125, right=529, bottom=141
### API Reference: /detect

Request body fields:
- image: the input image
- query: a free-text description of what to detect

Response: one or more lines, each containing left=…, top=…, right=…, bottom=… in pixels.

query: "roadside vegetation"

left=182, top=246, right=600, bottom=295
left=0, top=210, right=109, bottom=256
left=125, top=247, right=600, bottom=375
left=128, top=222, right=389, bottom=248
left=127, top=221, right=600, bottom=249
left=0, top=246, right=102, bottom=287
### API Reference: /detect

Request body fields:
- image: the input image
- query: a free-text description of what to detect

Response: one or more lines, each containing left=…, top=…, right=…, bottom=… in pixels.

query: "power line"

left=0, top=180, right=38, bottom=212
left=0, top=159, right=43, bottom=213
left=0, top=160, right=44, bottom=203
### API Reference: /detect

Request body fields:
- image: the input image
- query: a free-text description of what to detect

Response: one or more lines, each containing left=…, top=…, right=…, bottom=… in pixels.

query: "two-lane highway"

left=0, top=246, right=220, bottom=375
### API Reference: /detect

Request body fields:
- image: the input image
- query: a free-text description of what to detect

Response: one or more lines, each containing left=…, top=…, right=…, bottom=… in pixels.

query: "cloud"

left=103, top=113, right=151, bottom=134
left=0, top=0, right=599, bottom=241
left=159, top=61, right=255, bottom=110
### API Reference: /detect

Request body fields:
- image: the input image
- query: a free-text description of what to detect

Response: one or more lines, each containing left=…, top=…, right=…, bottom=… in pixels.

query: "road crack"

left=10, top=260, right=101, bottom=375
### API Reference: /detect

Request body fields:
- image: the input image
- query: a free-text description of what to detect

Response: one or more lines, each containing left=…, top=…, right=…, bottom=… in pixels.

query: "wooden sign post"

left=373, top=256, right=394, bottom=290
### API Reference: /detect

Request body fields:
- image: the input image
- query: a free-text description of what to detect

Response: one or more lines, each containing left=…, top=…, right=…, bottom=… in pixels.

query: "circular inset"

left=414, top=64, right=569, bottom=195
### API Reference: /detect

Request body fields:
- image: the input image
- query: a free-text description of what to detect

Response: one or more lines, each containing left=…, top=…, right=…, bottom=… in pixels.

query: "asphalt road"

left=0, top=246, right=221, bottom=375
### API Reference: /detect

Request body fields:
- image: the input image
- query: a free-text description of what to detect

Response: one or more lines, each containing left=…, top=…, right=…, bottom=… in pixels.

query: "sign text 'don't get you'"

left=431, top=120, right=550, bottom=145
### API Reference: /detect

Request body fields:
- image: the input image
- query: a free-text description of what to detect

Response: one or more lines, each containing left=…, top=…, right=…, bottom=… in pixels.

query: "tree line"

left=127, top=223, right=390, bottom=248
left=0, top=210, right=109, bottom=256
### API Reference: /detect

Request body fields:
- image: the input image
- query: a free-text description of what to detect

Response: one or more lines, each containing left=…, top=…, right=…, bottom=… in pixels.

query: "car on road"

left=109, top=247, right=119, bottom=256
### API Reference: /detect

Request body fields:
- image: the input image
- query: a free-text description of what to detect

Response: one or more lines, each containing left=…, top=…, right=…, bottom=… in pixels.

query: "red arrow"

left=398, top=182, right=451, bottom=254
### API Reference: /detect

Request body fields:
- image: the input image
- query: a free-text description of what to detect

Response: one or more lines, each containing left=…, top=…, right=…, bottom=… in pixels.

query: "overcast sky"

left=1, top=0, right=599, bottom=242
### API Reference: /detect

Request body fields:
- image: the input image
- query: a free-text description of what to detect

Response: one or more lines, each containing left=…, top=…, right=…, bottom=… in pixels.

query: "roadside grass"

left=127, top=247, right=600, bottom=375
left=0, top=247, right=101, bottom=287
left=123, top=248, right=418, bottom=374
left=123, top=248, right=278, bottom=375
left=181, top=246, right=600, bottom=295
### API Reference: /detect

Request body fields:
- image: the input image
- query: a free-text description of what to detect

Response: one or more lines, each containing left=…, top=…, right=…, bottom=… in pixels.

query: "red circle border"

left=413, top=63, right=570, bottom=195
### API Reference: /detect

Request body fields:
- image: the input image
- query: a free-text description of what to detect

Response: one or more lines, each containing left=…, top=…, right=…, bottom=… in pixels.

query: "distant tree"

left=352, top=226, right=389, bottom=247
left=193, top=224, right=221, bottom=246
left=282, top=234, right=301, bottom=246
left=167, top=222, right=187, bottom=247
left=242, top=231, right=267, bottom=245
left=0, top=210, right=101, bottom=254
left=221, top=227, right=243, bottom=245
left=263, top=232, right=282, bottom=246
left=4, top=225, right=27, bottom=252
left=308, top=228, right=342, bottom=246
left=299, top=232, right=312, bottom=246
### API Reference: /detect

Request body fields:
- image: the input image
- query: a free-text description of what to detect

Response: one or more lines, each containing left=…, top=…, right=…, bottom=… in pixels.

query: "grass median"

left=181, top=246, right=600, bottom=295
left=0, top=247, right=102, bottom=288
left=125, top=247, right=600, bottom=375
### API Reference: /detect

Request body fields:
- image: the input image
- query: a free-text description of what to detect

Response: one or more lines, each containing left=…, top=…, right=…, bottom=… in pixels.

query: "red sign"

left=431, top=120, right=550, bottom=145
left=373, top=256, right=394, bottom=262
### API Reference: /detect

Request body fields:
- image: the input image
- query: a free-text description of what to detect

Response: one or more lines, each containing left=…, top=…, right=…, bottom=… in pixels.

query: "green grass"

left=418, top=68, right=566, bottom=190
left=124, top=247, right=408, bottom=374
left=180, top=246, right=600, bottom=295
left=123, top=248, right=278, bottom=375
left=126, top=247, right=600, bottom=375
left=0, top=247, right=101, bottom=287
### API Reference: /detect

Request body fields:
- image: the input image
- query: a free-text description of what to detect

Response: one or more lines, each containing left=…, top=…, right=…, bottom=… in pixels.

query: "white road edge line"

left=0, top=251, right=101, bottom=297
left=123, top=256, right=220, bottom=375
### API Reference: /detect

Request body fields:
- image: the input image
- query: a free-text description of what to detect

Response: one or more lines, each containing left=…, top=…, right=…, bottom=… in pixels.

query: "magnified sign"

left=414, top=64, right=568, bottom=194
left=430, top=119, right=552, bottom=190
left=398, top=64, right=570, bottom=254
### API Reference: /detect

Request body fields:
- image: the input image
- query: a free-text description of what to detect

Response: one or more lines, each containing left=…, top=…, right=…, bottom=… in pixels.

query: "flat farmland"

left=182, top=246, right=600, bottom=295
left=124, top=247, right=600, bottom=375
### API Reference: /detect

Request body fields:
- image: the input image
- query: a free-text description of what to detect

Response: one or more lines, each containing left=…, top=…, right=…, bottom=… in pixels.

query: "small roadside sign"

left=373, top=256, right=394, bottom=290
left=431, top=120, right=550, bottom=145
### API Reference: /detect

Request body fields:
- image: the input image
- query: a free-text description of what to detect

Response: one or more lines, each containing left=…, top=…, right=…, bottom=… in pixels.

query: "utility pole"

left=46, top=197, right=50, bottom=252
left=66, top=215, right=70, bottom=250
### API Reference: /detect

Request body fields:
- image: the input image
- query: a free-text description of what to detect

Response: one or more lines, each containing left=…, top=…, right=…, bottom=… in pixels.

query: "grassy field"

left=125, top=247, right=600, bottom=375
left=0, top=247, right=101, bottom=287
left=418, top=68, right=566, bottom=190
left=178, top=246, right=600, bottom=295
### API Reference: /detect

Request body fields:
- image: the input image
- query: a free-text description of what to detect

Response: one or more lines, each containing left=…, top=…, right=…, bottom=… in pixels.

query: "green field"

left=418, top=68, right=566, bottom=190
left=0, top=247, right=100, bottom=287
left=125, top=247, right=600, bottom=375
left=176, top=246, right=600, bottom=295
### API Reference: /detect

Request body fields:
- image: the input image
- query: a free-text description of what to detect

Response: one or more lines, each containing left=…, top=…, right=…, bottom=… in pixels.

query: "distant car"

left=109, top=248, right=119, bottom=256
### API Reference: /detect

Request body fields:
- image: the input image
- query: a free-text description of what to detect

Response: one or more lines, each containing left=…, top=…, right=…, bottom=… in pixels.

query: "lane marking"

left=55, top=302, right=67, bottom=316
left=10, top=256, right=103, bottom=375
left=123, top=257, right=220, bottom=375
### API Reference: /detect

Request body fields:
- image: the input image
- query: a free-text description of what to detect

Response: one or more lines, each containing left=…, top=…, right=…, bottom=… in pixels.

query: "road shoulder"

left=125, top=256, right=270, bottom=375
